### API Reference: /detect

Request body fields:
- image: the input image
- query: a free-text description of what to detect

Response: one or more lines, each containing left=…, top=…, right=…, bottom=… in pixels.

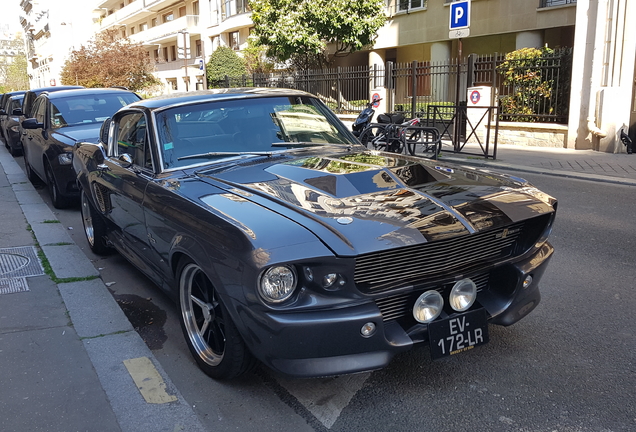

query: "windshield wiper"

left=271, top=141, right=351, bottom=148
left=177, top=151, right=274, bottom=161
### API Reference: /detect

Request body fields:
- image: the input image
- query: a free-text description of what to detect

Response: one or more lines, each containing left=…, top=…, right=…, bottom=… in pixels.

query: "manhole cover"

left=0, top=277, right=29, bottom=295
left=0, top=246, right=44, bottom=278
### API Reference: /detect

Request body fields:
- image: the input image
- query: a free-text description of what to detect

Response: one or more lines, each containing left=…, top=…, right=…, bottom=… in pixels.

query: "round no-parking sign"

left=470, top=90, right=481, bottom=104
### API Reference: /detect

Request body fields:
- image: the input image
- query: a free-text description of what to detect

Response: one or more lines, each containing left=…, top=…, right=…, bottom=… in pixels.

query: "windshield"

left=155, top=95, right=356, bottom=169
left=50, top=92, right=140, bottom=129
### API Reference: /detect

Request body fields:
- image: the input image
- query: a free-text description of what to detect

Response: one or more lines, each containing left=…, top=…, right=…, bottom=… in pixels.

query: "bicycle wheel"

left=359, top=126, right=388, bottom=151
left=405, top=130, right=421, bottom=156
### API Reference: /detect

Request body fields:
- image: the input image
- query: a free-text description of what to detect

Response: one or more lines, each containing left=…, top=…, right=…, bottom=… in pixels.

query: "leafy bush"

left=206, top=46, right=247, bottom=88
left=496, top=47, right=555, bottom=122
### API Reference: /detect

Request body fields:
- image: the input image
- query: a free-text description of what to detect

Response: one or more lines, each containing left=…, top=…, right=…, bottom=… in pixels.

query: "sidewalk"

left=442, top=143, right=636, bottom=186
left=0, top=140, right=634, bottom=431
left=0, top=147, right=205, bottom=432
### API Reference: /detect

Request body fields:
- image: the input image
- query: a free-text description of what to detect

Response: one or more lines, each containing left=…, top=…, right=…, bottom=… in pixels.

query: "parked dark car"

left=22, top=88, right=141, bottom=208
left=0, top=90, right=26, bottom=155
left=73, top=88, right=557, bottom=379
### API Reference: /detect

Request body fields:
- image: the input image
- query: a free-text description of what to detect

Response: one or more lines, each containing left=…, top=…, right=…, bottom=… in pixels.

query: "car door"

left=23, top=96, right=49, bottom=179
left=97, top=110, right=163, bottom=285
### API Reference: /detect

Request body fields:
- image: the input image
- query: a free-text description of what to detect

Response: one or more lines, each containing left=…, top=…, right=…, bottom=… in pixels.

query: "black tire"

left=177, top=258, right=255, bottom=379
left=358, top=127, right=375, bottom=150
left=406, top=130, right=420, bottom=156
left=80, top=190, right=112, bottom=255
left=44, top=161, right=70, bottom=209
left=359, top=126, right=389, bottom=151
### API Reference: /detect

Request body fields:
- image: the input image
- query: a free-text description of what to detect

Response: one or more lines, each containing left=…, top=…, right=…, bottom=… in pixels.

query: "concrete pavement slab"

left=30, top=221, right=74, bottom=246
left=0, top=326, right=121, bottom=432
left=82, top=331, right=206, bottom=432
left=59, top=278, right=134, bottom=338
left=41, top=244, right=100, bottom=279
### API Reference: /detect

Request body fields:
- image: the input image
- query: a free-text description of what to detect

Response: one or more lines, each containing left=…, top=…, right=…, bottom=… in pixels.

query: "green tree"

left=249, top=0, right=386, bottom=70
left=205, top=46, right=247, bottom=87
left=243, top=37, right=275, bottom=75
left=60, top=28, right=160, bottom=92
left=4, top=54, right=29, bottom=91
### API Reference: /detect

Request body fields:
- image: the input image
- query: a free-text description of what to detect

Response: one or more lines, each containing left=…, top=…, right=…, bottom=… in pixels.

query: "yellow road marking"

left=123, top=357, right=178, bottom=404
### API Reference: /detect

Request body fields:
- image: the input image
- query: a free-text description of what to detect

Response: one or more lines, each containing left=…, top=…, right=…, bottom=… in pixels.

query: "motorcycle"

left=352, top=97, right=383, bottom=137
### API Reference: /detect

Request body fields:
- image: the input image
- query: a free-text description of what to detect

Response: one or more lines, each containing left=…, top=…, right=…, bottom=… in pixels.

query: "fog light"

left=413, top=290, right=444, bottom=323
left=361, top=322, right=376, bottom=337
left=523, top=275, right=533, bottom=289
left=449, top=278, right=477, bottom=312
left=323, top=273, right=337, bottom=288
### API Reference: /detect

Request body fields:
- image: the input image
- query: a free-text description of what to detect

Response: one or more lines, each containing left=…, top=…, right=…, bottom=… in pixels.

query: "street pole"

left=183, top=31, right=189, bottom=92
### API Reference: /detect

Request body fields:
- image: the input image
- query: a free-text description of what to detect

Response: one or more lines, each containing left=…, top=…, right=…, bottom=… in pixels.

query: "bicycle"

left=358, top=116, right=441, bottom=158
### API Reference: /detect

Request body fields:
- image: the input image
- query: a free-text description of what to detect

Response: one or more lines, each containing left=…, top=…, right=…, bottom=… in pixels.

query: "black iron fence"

left=211, top=48, right=572, bottom=124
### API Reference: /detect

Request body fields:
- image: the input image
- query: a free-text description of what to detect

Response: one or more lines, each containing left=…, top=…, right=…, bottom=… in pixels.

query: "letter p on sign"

left=449, top=1, right=470, bottom=30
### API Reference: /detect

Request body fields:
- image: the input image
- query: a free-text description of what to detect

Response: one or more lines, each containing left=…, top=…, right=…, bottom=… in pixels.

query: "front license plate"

left=428, top=309, right=489, bottom=360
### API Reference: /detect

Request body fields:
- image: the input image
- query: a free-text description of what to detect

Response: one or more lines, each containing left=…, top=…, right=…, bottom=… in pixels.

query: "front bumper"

left=236, top=242, right=554, bottom=378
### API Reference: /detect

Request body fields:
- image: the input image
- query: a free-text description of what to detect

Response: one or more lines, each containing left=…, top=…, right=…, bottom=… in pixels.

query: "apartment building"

left=94, top=0, right=253, bottom=93
left=19, top=0, right=96, bottom=88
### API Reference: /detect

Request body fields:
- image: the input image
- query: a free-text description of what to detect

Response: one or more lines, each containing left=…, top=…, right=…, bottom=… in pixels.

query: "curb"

left=0, top=150, right=206, bottom=432
left=443, top=156, right=636, bottom=187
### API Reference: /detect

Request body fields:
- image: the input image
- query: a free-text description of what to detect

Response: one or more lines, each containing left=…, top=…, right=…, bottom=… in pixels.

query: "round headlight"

left=259, top=266, right=297, bottom=303
left=413, top=290, right=444, bottom=323
left=449, top=278, right=477, bottom=312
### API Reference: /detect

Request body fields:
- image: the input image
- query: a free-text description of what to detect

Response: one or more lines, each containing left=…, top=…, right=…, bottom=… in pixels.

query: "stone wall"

left=488, top=122, right=568, bottom=148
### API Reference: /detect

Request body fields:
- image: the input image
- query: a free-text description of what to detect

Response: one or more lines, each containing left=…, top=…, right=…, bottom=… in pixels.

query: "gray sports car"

left=73, top=88, right=556, bottom=379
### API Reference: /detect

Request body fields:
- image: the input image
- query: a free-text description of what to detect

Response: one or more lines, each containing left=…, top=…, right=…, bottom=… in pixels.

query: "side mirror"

left=118, top=153, right=133, bottom=168
left=22, top=118, right=44, bottom=130
left=12, top=108, right=23, bottom=116
left=99, top=118, right=112, bottom=145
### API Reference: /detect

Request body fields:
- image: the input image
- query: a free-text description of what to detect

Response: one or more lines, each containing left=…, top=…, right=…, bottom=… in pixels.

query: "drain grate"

left=0, top=246, right=44, bottom=278
left=0, top=246, right=44, bottom=295
left=0, top=277, right=29, bottom=294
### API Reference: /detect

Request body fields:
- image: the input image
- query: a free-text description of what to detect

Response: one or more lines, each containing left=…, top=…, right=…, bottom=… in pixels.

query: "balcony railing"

left=129, top=15, right=200, bottom=44
left=539, top=0, right=576, bottom=7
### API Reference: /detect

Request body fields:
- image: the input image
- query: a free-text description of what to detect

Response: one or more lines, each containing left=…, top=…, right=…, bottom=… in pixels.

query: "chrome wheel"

left=180, top=262, right=225, bottom=366
left=81, top=192, right=96, bottom=248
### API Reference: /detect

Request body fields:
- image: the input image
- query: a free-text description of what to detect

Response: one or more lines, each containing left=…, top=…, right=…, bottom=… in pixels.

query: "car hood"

left=194, top=150, right=556, bottom=256
left=53, top=123, right=101, bottom=143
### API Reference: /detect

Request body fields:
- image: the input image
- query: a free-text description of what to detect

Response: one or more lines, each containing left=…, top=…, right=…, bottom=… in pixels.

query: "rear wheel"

left=177, top=258, right=255, bottom=379
left=45, top=161, right=70, bottom=209
left=80, top=190, right=112, bottom=255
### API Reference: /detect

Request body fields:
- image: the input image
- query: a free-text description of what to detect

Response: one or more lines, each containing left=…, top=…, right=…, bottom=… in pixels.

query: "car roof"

left=127, top=87, right=314, bottom=111
left=42, top=88, right=139, bottom=100
left=26, top=85, right=84, bottom=96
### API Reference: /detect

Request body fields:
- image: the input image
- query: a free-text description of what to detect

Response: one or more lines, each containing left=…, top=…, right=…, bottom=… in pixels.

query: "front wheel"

left=80, top=190, right=112, bottom=255
left=45, top=162, right=70, bottom=209
left=177, top=258, right=255, bottom=379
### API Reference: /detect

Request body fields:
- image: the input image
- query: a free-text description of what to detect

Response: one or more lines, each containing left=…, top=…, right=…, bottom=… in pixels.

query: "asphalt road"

left=21, top=158, right=636, bottom=431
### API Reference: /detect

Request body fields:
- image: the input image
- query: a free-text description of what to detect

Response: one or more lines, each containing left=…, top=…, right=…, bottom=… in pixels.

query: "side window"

left=115, top=112, right=152, bottom=170
left=34, top=98, right=47, bottom=126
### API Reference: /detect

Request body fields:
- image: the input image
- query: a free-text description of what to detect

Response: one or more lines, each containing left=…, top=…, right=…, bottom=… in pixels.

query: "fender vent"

left=92, top=183, right=112, bottom=213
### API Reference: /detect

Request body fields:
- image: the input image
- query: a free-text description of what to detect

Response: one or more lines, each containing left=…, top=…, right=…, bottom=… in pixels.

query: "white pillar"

left=431, top=42, right=452, bottom=102
left=515, top=31, right=544, bottom=50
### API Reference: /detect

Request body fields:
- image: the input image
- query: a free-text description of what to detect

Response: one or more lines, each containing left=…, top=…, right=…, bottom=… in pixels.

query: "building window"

left=193, top=1, right=199, bottom=15
left=167, top=79, right=177, bottom=90
left=140, top=23, right=147, bottom=32
left=162, top=47, right=168, bottom=61
left=398, top=0, right=425, bottom=12
left=179, top=6, right=186, bottom=17
left=195, top=39, right=202, bottom=57
left=170, top=45, right=176, bottom=61
left=151, top=18, right=157, bottom=27
left=130, top=27, right=135, bottom=34
left=229, top=31, right=240, bottom=50
left=539, top=0, right=576, bottom=6
left=121, top=29, right=126, bottom=38
left=120, top=2, right=124, bottom=9
left=221, top=0, right=250, bottom=20
left=163, top=12, right=174, bottom=23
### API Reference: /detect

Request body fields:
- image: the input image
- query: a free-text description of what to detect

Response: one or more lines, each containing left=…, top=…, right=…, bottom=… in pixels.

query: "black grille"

left=355, top=222, right=526, bottom=294
left=92, top=183, right=112, bottom=214
left=375, top=272, right=490, bottom=322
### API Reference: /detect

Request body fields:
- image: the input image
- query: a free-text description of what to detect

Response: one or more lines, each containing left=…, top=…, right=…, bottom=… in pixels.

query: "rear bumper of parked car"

left=236, top=242, right=554, bottom=378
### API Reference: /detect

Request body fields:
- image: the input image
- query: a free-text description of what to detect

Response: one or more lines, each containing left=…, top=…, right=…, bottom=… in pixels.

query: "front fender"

left=73, top=141, right=106, bottom=194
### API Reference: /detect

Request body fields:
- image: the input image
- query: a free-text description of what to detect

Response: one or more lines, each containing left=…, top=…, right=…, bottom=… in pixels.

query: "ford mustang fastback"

left=73, top=88, right=556, bottom=379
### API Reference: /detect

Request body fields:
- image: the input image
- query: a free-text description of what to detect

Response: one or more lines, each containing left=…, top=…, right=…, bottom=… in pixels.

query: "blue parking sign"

left=449, top=1, right=470, bottom=30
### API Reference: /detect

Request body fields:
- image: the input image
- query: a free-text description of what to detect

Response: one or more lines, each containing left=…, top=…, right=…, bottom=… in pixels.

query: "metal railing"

left=539, top=0, right=576, bottom=7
